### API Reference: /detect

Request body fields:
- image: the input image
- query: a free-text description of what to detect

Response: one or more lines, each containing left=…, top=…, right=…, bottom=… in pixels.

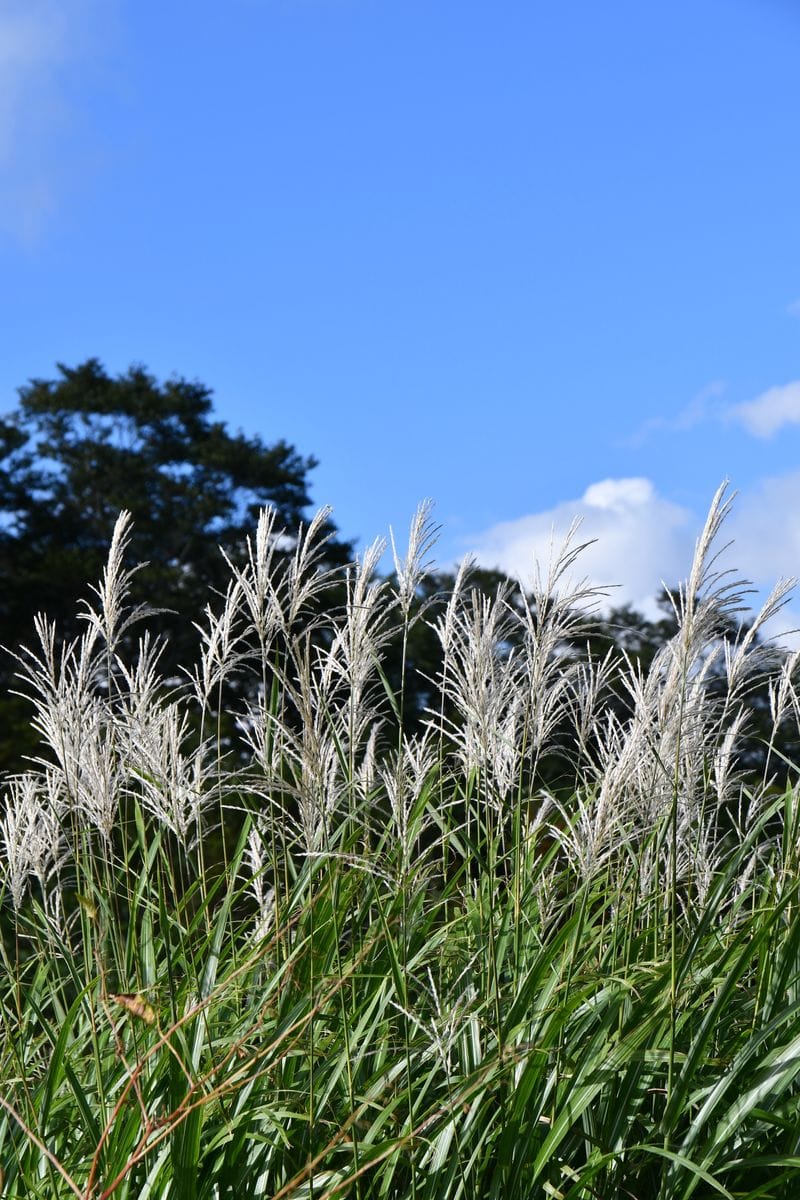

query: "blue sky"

left=1, top=0, right=800, bottom=629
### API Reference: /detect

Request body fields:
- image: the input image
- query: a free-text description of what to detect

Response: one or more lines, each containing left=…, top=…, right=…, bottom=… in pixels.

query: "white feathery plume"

left=380, top=730, right=435, bottom=870
left=221, top=505, right=339, bottom=647
left=125, top=702, right=212, bottom=845
left=191, top=576, right=248, bottom=706
left=356, top=723, right=381, bottom=801
left=282, top=505, right=341, bottom=628
left=431, top=580, right=519, bottom=780
left=0, top=773, right=65, bottom=913
left=581, top=483, right=784, bottom=899
left=13, top=620, right=115, bottom=822
left=70, top=699, right=121, bottom=842
left=390, top=499, right=440, bottom=619
left=224, top=505, right=283, bottom=645
left=79, top=510, right=158, bottom=654
left=245, top=820, right=276, bottom=943
left=113, top=632, right=169, bottom=730
left=547, top=778, right=628, bottom=885
left=516, top=519, right=607, bottom=769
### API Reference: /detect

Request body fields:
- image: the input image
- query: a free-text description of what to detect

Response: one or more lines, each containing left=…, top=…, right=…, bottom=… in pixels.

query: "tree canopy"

left=0, top=359, right=352, bottom=770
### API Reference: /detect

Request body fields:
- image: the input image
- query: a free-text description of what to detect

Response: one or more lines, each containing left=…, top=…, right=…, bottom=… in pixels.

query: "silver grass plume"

left=0, top=772, right=66, bottom=918
left=379, top=730, right=436, bottom=872
left=516, top=518, right=608, bottom=772
left=221, top=504, right=339, bottom=646
left=390, top=498, right=440, bottom=620
left=79, top=509, right=160, bottom=657
left=246, top=819, right=276, bottom=943
left=12, top=620, right=123, bottom=840
left=124, top=701, right=213, bottom=845
left=191, top=576, right=248, bottom=707
left=431, top=578, right=519, bottom=783
left=584, top=483, right=785, bottom=899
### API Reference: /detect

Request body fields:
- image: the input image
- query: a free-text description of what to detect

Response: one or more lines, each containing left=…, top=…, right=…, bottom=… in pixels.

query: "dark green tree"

left=0, top=359, right=352, bottom=772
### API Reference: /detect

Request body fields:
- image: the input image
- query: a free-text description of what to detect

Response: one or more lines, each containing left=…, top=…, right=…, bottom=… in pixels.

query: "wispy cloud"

left=787, top=299, right=800, bottom=319
left=0, top=1, right=112, bottom=242
left=630, top=377, right=800, bottom=445
left=728, top=381, right=800, bottom=438
left=625, top=380, right=727, bottom=446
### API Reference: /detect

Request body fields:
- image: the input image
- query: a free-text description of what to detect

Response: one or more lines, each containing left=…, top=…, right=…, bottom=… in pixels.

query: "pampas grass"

left=2, top=487, right=800, bottom=1198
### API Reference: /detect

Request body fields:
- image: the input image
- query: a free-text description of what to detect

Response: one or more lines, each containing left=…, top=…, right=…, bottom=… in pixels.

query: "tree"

left=0, top=359, right=352, bottom=772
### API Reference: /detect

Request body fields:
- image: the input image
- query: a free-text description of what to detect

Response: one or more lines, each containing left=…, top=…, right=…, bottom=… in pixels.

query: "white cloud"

left=466, top=478, right=695, bottom=617
left=729, top=381, right=800, bottom=438
left=466, top=475, right=800, bottom=644
left=0, top=1, right=111, bottom=241
left=725, top=477, right=800, bottom=648
left=727, top=473, right=800, bottom=585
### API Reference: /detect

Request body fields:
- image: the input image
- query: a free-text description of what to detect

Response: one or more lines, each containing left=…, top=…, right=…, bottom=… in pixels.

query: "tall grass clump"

left=3, top=484, right=800, bottom=1198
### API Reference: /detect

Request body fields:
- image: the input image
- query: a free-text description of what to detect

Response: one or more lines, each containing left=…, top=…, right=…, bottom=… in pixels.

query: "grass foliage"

left=3, top=487, right=800, bottom=1197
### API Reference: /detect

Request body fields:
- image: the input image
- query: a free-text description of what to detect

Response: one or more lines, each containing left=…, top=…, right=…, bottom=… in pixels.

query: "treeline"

left=0, top=359, right=793, bottom=786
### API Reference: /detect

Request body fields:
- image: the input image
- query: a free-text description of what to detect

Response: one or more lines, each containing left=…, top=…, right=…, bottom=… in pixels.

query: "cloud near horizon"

left=465, top=478, right=695, bottom=617
left=466, top=476, right=800, bottom=639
